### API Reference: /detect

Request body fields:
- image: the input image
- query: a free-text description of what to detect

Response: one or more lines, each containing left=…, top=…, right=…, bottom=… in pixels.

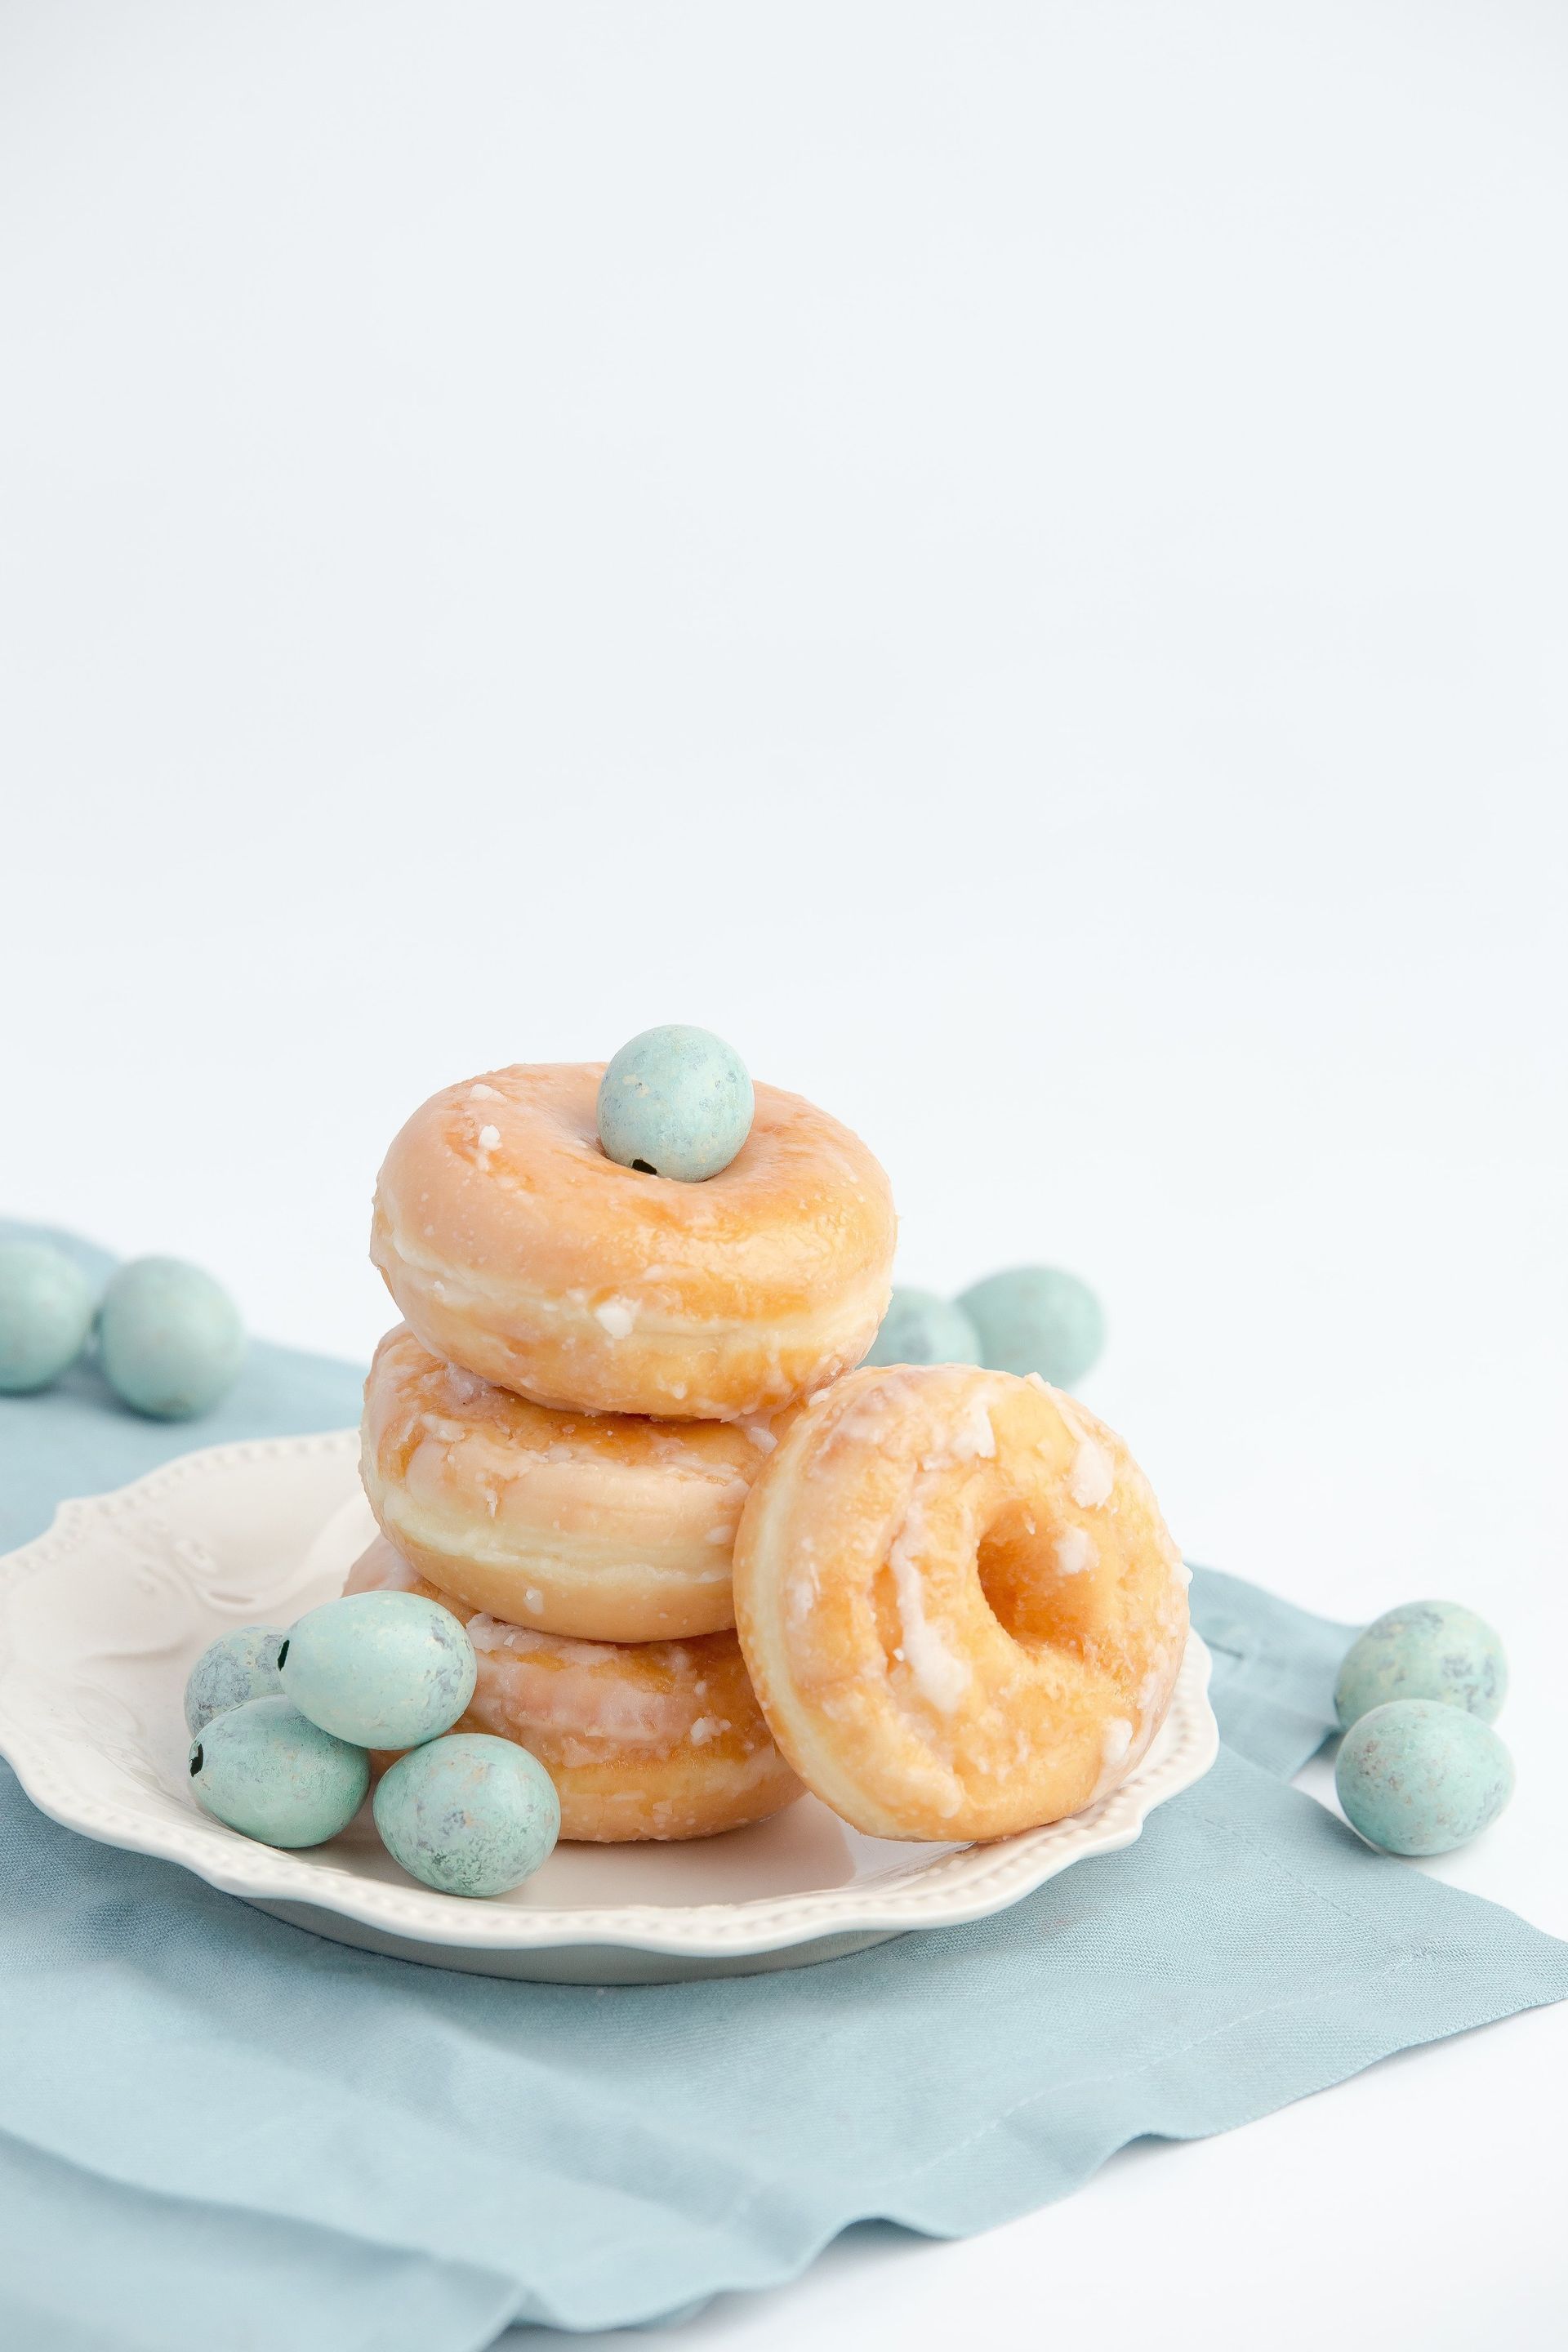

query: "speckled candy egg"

left=1334, top=1599, right=1507, bottom=1731
left=957, top=1265, right=1106, bottom=1388
left=0, top=1240, right=96, bottom=1393
left=184, top=1624, right=288, bottom=1734
left=97, top=1257, right=246, bottom=1419
left=280, top=1588, right=477, bottom=1749
left=596, top=1025, right=754, bottom=1181
left=189, top=1694, right=368, bottom=1847
left=374, top=1732, right=560, bottom=1896
left=1335, top=1699, right=1514, bottom=1857
left=862, top=1288, right=982, bottom=1369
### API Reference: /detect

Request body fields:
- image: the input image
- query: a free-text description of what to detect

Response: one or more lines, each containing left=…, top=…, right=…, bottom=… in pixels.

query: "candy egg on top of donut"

left=369, top=1036, right=896, bottom=1421
left=595, top=1025, right=755, bottom=1183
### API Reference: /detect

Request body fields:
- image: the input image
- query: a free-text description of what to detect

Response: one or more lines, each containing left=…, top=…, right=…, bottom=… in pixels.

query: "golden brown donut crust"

left=370, top=1063, right=895, bottom=1420
left=361, top=1325, right=801, bottom=1641
left=733, top=1364, right=1189, bottom=1842
left=345, top=1538, right=802, bottom=1842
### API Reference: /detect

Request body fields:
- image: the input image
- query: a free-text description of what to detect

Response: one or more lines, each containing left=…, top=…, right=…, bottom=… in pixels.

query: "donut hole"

left=976, top=1501, right=1094, bottom=1655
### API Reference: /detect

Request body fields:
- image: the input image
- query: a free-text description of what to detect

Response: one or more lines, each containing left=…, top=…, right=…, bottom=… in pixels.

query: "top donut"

left=371, top=1062, right=896, bottom=1419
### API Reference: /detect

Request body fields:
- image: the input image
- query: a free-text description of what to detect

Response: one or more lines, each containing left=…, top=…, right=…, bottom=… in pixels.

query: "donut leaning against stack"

left=732, top=1361, right=1190, bottom=1841
left=354, top=1030, right=898, bottom=1840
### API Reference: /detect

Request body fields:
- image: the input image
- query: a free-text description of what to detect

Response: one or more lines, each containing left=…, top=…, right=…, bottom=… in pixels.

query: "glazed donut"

left=361, top=1325, right=797, bottom=1641
left=370, top=1062, right=895, bottom=1419
left=345, top=1539, right=802, bottom=1842
left=733, top=1363, right=1189, bottom=1842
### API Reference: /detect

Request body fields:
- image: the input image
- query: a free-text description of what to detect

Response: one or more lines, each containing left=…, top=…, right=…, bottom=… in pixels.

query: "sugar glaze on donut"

left=733, top=1364, right=1189, bottom=1842
left=345, top=1539, right=801, bottom=1842
left=370, top=1063, right=895, bottom=1420
left=362, top=1325, right=799, bottom=1641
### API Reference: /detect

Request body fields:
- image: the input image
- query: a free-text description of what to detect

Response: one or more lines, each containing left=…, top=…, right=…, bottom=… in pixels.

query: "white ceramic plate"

left=0, top=1432, right=1218, bottom=1982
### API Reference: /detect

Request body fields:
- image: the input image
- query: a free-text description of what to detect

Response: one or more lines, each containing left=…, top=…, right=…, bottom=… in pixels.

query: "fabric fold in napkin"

left=1, top=1223, right=1565, bottom=2350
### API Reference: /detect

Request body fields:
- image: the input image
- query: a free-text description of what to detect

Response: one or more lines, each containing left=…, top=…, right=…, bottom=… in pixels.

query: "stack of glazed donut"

left=348, top=1044, right=1191, bottom=1847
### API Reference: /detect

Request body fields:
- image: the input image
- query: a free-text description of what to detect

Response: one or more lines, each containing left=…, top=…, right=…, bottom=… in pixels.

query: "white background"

left=2, top=5, right=1566, bottom=2345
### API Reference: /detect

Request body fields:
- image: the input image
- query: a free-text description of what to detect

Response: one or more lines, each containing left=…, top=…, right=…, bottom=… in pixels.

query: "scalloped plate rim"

left=0, top=1429, right=1218, bottom=1961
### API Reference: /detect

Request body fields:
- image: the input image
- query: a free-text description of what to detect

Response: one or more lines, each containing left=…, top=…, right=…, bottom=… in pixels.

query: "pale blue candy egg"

left=957, top=1265, right=1106, bottom=1388
left=97, top=1257, right=246, bottom=1419
left=189, top=1694, right=368, bottom=1847
left=862, top=1288, right=982, bottom=1368
left=596, top=1025, right=754, bottom=1182
left=1334, top=1599, right=1507, bottom=1731
left=1335, top=1699, right=1513, bottom=1856
left=374, top=1731, right=560, bottom=1896
left=184, top=1624, right=288, bottom=1734
left=280, top=1588, right=477, bottom=1749
left=0, top=1240, right=96, bottom=1393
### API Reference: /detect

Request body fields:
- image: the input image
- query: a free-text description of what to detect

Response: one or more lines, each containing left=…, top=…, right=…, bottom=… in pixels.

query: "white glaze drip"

left=1054, top=1525, right=1094, bottom=1577
left=1069, top=1437, right=1115, bottom=1509
left=888, top=1495, right=969, bottom=1713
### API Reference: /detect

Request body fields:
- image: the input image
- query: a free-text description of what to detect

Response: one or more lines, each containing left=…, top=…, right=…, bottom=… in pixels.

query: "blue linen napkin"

left=2, top=1224, right=1566, bottom=2350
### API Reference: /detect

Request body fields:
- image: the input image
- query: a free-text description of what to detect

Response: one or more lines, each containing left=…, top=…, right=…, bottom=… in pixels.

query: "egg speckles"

left=1334, top=1600, right=1506, bottom=1731
left=373, top=1732, right=560, bottom=1895
left=596, top=1026, right=753, bottom=1182
left=281, top=1590, right=477, bottom=1749
left=189, top=1695, right=368, bottom=1848
left=184, top=1624, right=288, bottom=1735
left=1335, top=1699, right=1513, bottom=1856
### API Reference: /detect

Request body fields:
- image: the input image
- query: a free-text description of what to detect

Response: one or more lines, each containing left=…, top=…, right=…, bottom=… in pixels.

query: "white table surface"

left=2, top=7, right=1565, bottom=2345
